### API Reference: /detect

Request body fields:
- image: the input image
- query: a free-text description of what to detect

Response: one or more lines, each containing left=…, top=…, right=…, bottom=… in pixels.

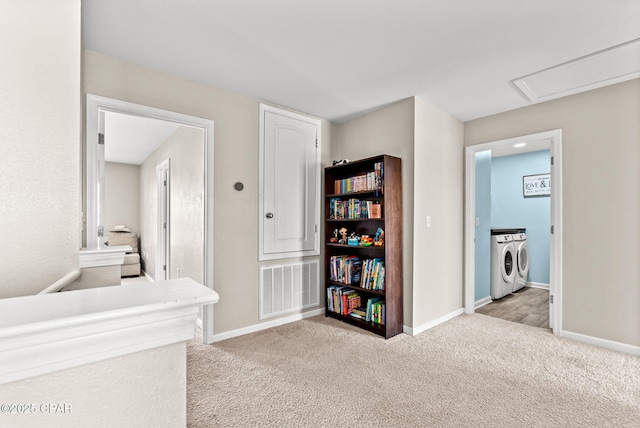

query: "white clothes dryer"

left=513, top=232, right=529, bottom=291
left=490, top=233, right=515, bottom=299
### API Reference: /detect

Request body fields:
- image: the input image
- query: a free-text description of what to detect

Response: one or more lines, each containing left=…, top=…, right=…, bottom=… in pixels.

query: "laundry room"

left=473, top=146, right=551, bottom=328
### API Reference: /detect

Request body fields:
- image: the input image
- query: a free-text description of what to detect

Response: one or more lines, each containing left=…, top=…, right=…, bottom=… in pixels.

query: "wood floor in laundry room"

left=476, top=286, right=549, bottom=329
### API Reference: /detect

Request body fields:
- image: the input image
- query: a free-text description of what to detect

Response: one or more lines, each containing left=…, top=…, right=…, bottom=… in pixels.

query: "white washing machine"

left=490, top=233, right=515, bottom=299
left=513, top=232, right=529, bottom=291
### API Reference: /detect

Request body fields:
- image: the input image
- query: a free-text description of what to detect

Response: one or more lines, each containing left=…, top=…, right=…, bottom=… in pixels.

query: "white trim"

left=156, top=159, right=170, bottom=281
left=403, top=308, right=464, bottom=336
left=548, top=132, right=563, bottom=335
left=527, top=282, right=550, bottom=290
left=562, top=330, right=640, bottom=357
left=464, top=129, right=563, bottom=336
left=85, top=94, right=216, bottom=344
left=79, top=245, right=131, bottom=268
left=38, top=270, right=81, bottom=294
left=474, top=296, right=492, bottom=309
left=0, top=278, right=218, bottom=385
left=258, top=103, right=321, bottom=261
left=211, top=308, right=324, bottom=342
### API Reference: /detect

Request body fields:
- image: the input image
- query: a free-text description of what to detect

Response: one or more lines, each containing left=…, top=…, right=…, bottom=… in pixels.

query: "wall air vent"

left=512, top=38, right=640, bottom=102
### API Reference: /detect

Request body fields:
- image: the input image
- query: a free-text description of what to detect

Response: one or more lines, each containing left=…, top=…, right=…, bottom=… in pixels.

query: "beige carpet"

left=187, top=314, right=640, bottom=427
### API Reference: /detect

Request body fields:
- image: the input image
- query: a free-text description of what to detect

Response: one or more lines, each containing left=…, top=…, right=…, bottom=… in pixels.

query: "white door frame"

left=86, top=94, right=216, bottom=344
left=464, top=129, right=563, bottom=335
left=156, top=159, right=170, bottom=281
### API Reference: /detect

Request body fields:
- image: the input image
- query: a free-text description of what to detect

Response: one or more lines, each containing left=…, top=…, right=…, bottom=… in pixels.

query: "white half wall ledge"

left=79, top=245, right=131, bottom=268
left=0, top=278, right=218, bottom=384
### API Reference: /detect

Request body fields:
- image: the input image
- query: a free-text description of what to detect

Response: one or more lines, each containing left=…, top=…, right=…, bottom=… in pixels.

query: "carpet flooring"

left=187, top=314, right=640, bottom=427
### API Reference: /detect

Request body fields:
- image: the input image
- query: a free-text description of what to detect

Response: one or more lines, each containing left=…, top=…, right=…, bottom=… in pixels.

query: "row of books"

left=361, top=258, right=385, bottom=291
left=328, top=256, right=385, bottom=291
left=329, top=198, right=382, bottom=219
left=333, top=162, right=384, bottom=195
left=327, top=286, right=385, bottom=325
left=366, top=298, right=385, bottom=325
left=326, top=286, right=361, bottom=316
left=329, top=255, right=361, bottom=285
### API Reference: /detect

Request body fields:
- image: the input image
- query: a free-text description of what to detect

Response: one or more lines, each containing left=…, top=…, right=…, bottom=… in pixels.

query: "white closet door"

left=260, top=105, right=320, bottom=260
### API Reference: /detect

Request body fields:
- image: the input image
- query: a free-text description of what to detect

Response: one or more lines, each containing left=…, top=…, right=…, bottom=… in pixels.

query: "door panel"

left=262, top=108, right=319, bottom=257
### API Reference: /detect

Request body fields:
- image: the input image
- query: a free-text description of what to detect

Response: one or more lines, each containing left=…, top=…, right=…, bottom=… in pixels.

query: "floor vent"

left=259, top=260, right=320, bottom=320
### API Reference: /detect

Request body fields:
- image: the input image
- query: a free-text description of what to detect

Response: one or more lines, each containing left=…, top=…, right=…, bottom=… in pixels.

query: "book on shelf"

left=369, top=203, right=381, bottom=219
left=333, top=161, right=384, bottom=195
left=365, top=297, right=385, bottom=324
left=327, top=285, right=361, bottom=316
left=329, top=198, right=382, bottom=220
left=329, top=255, right=362, bottom=284
left=360, top=258, right=385, bottom=291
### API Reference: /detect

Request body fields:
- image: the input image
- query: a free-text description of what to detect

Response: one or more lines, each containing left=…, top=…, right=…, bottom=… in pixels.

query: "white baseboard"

left=561, top=330, right=640, bottom=356
left=403, top=308, right=464, bottom=336
left=527, top=282, right=549, bottom=289
left=211, top=308, right=325, bottom=342
left=141, top=270, right=154, bottom=282
left=474, top=296, right=492, bottom=309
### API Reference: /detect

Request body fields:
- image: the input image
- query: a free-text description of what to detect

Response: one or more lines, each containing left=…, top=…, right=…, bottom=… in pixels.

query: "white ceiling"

left=104, top=111, right=180, bottom=164
left=82, top=0, right=640, bottom=123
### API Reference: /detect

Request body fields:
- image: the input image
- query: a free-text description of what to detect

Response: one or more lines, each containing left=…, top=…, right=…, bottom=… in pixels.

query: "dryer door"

left=501, top=244, right=515, bottom=282
left=517, top=242, right=529, bottom=277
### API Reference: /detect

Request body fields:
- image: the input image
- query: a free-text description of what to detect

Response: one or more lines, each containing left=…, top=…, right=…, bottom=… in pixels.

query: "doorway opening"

left=85, top=94, right=215, bottom=343
left=464, top=129, right=563, bottom=335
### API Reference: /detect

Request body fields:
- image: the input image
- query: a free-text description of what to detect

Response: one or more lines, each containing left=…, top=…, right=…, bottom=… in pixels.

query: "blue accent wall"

left=491, top=150, right=550, bottom=285
left=474, top=151, right=492, bottom=301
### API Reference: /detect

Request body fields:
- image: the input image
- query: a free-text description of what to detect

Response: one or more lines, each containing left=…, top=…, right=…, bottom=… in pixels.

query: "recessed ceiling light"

left=512, top=38, right=640, bottom=102
left=513, top=143, right=527, bottom=148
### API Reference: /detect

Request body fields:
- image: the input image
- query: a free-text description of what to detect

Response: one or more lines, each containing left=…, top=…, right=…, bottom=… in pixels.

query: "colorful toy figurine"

left=338, top=227, right=348, bottom=244
left=374, top=227, right=384, bottom=246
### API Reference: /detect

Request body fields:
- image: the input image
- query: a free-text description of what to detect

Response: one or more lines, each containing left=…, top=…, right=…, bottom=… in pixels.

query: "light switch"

left=476, top=217, right=480, bottom=226
left=426, top=216, right=431, bottom=228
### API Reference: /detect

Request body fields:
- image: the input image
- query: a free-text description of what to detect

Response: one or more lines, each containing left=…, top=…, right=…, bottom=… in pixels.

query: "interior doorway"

left=464, top=129, right=563, bottom=335
left=85, top=94, right=216, bottom=344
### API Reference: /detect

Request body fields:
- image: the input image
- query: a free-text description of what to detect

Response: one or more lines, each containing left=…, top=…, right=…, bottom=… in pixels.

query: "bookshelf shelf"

left=325, top=280, right=386, bottom=296
left=324, top=155, right=402, bottom=339
left=326, top=190, right=381, bottom=198
left=326, top=218, right=385, bottom=222
left=326, top=311, right=386, bottom=335
left=325, top=243, right=384, bottom=250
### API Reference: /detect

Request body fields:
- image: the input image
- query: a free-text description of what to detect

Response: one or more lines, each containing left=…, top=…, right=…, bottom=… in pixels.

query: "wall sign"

left=523, top=173, right=550, bottom=197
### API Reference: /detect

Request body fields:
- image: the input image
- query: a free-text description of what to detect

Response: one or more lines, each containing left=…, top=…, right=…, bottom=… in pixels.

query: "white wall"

left=331, top=98, right=416, bottom=326
left=331, top=98, right=464, bottom=330
left=83, top=50, right=331, bottom=334
left=413, top=98, right=464, bottom=327
left=0, top=343, right=186, bottom=428
left=139, top=126, right=204, bottom=282
left=0, top=5, right=191, bottom=427
left=104, top=162, right=140, bottom=233
left=0, top=0, right=81, bottom=298
left=465, top=78, right=640, bottom=347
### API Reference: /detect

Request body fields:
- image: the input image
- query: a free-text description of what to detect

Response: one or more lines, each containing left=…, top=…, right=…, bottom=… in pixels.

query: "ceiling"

left=104, top=111, right=180, bottom=164
left=82, top=0, right=640, bottom=123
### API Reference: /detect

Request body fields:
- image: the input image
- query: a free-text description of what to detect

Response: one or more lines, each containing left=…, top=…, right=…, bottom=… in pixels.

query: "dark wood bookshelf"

left=324, top=154, right=403, bottom=339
